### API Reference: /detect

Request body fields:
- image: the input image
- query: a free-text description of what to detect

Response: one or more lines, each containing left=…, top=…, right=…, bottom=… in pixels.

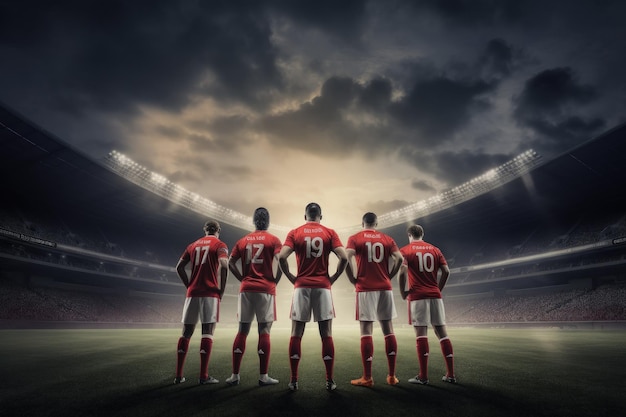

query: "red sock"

left=439, top=337, right=455, bottom=377
left=289, top=336, right=302, bottom=382
left=199, top=336, right=213, bottom=380
left=232, top=332, right=247, bottom=374
left=322, top=336, right=335, bottom=380
left=416, top=336, right=429, bottom=380
left=384, top=333, right=398, bottom=377
left=176, top=336, right=190, bottom=378
left=360, top=335, right=374, bottom=379
left=258, top=333, right=271, bottom=374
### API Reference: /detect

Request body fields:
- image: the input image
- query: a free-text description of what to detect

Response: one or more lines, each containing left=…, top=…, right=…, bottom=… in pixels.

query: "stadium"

left=1, top=101, right=625, bottom=417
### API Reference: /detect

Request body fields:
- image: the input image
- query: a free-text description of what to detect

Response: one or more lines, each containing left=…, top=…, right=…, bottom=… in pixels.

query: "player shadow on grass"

left=389, top=381, right=538, bottom=417
left=95, top=377, right=539, bottom=417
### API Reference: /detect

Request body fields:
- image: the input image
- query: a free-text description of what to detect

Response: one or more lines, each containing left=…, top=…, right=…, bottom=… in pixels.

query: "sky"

left=2, top=0, right=625, bottom=232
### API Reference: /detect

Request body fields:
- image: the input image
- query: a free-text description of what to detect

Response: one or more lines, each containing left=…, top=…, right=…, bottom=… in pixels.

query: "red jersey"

left=400, top=240, right=447, bottom=301
left=282, top=221, right=343, bottom=289
left=230, top=230, right=282, bottom=295
left=347, top=229, right=400, bottom=292
left=180, top=235, right=229, bottom=298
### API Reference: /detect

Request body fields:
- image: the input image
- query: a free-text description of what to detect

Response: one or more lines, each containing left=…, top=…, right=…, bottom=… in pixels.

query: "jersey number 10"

left=414, top=252, right=435, bottom=272
left=365, top=242, right=384, bottom=263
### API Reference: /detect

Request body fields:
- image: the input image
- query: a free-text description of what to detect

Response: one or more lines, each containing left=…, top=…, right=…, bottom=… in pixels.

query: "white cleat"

left=258, top=376, right=279, bottom=386
left=225, top=374, right=240, bottom=386
left=199, top=376, right=219, bottom=385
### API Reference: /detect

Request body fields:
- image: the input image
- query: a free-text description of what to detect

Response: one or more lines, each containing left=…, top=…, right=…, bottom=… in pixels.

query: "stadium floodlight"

left=105, top=149, right=541, bottom=235
left=337, top=149, right=542, bottom=234
left=104, top=151, right=291, bottom=232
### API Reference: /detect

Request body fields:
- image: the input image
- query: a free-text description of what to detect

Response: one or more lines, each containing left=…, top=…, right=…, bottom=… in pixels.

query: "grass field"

left=0, top=326, right=624, bottom=417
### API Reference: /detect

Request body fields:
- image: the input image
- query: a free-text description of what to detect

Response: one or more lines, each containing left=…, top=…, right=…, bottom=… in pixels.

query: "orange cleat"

left=350, top=376, right=374, bottom=387
left=386, top=375, right=399, bottom=385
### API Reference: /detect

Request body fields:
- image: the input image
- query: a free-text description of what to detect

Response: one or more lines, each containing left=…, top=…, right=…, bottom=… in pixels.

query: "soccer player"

left=345, top=212, right=403, bottom=387
left=173, top=220, right=229, bottom=385
left=278, top=202, right=348, bottom=391
left=399, top=224, right=456, bottom=385
left=226, top=207, right=283, bottom=386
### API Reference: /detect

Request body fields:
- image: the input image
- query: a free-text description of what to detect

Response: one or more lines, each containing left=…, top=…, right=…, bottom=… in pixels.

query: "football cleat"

left=408, top=376, right=429, bottom=385
left=258, top=376, right=279, bottom=386
left=326, top=379, right=337, bottom=391
left=442, top=375, right=457, bottom=383
left=350, top=376, right=374, bottom=387
left=386, top=375, right=400, bottom=385
left=199, top=376, right=219, bottom=385
left=225, top=375, right=240, bottom=386
left=173, top=376, right=186, bottom=385
left=288, top=380, right=298, bottom=391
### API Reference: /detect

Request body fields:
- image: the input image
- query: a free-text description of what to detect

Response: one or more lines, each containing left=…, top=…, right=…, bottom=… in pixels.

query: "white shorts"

left=408, top=298, right=446, bottom=327
left=290, top=288, right=335, bottom=322
left=356, top=290, right=397, bottom=321
left=238, top=292, right=276, bottom=323
left=181, top=297, right=220, bottom=324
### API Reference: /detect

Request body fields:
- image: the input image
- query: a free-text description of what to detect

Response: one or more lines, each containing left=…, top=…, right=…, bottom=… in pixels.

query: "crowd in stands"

left=0, top=278, right=184, bottom=324
left=1, top=207, right=180, bottom=283
left=0, top=207, right=175, bottom=264
left=447, top=212, right=626, bottom=267
left=453, top=250, right=626, bottom=284
left=445, top=285, right=626, bottom=323
left=1, top=276, right=624, bottom=325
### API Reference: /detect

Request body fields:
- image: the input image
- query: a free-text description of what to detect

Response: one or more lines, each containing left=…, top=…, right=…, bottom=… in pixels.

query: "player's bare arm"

left=278, top=245, right=297, bottom=284
left=228, top=256, right=244, bottom=282
left=329, top=246, right=348, bottom=284
left=175, top=258, right=190, bottom=288
left=438, top=264, right=451, bottom=291
left=388, top=250, right=404, bottom=280
left=272, top=254, right=283, bottom=284
left=398, top=265, right=409, bottom=300
left=345, top=248, right=358, bottom=286
left=218, top=257, right=229, bottom=299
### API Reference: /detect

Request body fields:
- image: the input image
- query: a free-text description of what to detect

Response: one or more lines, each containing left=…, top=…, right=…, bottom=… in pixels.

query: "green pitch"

left=0, top=326, right=624, bottom=417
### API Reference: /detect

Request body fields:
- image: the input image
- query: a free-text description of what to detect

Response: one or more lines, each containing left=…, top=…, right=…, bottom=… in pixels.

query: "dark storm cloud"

left=258, top=76, right=362, bottom=155
left=413, top=0, right=525, bottom=26
left=0, top=0, right=282, bottom=115
left=357, top=77, right=393, bottom=112
left=259, top=47, right=504, bottom=159
left=411, top=179, right=436, bottom=193
left=195, top=115, right=255, bottom=149
left=2, top=0, right=624, bottom=197
left=514, top=67, right=606, bottom=154
left=478, top=38, right=516, bottom=81
left=516, top=68, right=597, bottom=113
left=409, top=0, right=610, bottom=31
left=270, top=0, right=368, bottom=41
left=389, top=76, right=495, bottom=144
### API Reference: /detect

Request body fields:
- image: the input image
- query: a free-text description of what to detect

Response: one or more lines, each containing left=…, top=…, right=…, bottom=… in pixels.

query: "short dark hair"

left=253, top=207, right=270, bottom=230
left=362, top=212, right=377, bottom=226
left=407, top=224, right=424, bottom=239
left=305, top=202, right=322, bottom=219
left=204, top=220, right=221, bottom=235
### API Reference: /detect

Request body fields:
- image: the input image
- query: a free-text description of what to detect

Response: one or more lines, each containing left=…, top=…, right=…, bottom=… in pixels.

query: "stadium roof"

left=0, top=102, right=249, bottom=254
left=379, top=122, right=626, bottom=247
left=2, top=101, right=626, bottom=254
